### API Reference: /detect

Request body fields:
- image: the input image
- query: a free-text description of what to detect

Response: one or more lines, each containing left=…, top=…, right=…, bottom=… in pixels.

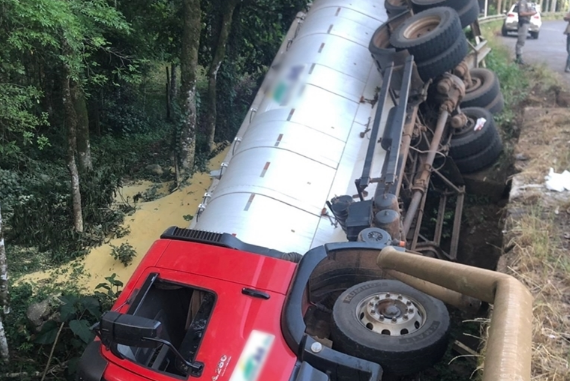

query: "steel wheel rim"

left=454, top=116, right=477, bottom=137
left=465, top=77, right=483, bottom=94
left=356, top=292, right=426, bottom=336
left=402, top=16, right=441, bottom=40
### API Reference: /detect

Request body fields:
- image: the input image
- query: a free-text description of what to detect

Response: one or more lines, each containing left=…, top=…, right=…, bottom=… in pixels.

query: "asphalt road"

left=496, top=19, right=569, bottom=76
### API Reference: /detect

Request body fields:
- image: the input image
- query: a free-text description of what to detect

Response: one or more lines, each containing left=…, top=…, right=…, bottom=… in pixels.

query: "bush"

left=5, top=275, right=124, bottom=379
left=110, top=242, right=137, bottom=266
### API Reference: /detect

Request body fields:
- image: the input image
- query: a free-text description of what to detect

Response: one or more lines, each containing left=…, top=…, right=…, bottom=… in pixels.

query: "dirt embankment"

left=500, top=86, right=570, bottom=380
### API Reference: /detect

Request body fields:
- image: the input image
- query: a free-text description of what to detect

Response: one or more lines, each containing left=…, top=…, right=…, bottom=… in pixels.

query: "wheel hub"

left=357, top=292, right=426, bottom=336
left=403, top=16, right=441, bottom=40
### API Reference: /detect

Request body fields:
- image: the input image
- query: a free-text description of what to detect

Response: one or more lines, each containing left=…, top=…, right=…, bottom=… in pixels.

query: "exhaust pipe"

left=377, top=246, right=533, bottom=381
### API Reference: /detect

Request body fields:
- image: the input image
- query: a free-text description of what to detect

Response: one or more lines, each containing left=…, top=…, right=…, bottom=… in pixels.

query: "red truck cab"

left=77, top=228, right=383, bottom=381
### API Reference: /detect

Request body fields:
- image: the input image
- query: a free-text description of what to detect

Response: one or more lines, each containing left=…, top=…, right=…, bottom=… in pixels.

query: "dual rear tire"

left=389, top=7, right=468, bottom=81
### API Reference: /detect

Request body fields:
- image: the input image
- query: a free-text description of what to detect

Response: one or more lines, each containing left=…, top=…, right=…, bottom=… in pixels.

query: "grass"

left=504, top=204, right=570, bottom=380
left=474, top=20, right=570, bottom=381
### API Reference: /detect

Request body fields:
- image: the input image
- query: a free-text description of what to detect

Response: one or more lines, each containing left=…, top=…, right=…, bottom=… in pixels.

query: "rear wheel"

left=449, top=107, right=499, bottom=159
left=416, top=33, right=468, bottom=81
left=456, top=0, right=480, bottom=28
left=461, top=68, right=501, bottom=109
left=331, top=280, right=450, bottom=376
left=411, top=0, right=479, bottom=28
left=390, top=7, right=463, bottom=62
left=454, top=134, right=503, bottom=173
left=486, top=92, right=505, bottom=115
left=385, top=0, right=409, bottom=17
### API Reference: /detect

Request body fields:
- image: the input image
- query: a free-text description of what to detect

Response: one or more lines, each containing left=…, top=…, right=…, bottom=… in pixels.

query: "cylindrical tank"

left=374, top=209, right=400, bottom=239
left=192, top=0, right=391, bottom=254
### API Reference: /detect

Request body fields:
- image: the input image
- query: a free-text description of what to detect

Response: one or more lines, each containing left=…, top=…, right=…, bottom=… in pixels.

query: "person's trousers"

left=516, top=23, right=530, bottom=56
left=566, top=34, right=570, bottom=69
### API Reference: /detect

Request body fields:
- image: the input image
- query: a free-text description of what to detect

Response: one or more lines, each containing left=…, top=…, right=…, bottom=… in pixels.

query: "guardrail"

left=478, top=14, right=506, bottom=24
left=478, top=11, right=566, bottom=24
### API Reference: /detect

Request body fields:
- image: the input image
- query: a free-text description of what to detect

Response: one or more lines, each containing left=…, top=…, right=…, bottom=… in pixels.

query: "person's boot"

left=515, top=54, right=525, bottom=65
left=565, top=64, right=570, bottom=73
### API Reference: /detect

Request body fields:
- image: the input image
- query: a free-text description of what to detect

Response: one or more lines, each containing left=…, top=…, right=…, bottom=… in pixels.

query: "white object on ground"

left=474, top=118, right=486, bottom=131
left=544, top=168, right=570, bottom=192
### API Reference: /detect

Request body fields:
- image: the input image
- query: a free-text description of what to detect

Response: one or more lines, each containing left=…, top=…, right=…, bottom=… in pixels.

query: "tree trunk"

left=170, top=64, right=178, bottom=101
left=203, top=0, right=239, bottom=151
left=0, top=205, right=9, bottom=362
left=88, top=94, right=101, bottom=136
left=550, top=0, right=557, bottom=12
left=62, top=59, right=84, bottom=232
left=497, top=0, right=503, bottom=13
left=178, top=0, right=201, bottom=176
left=166, top=66, right=171, bottom=121
left=72, top=84, right=92, bottom=171
left=0, top=316, right=7, bottom=362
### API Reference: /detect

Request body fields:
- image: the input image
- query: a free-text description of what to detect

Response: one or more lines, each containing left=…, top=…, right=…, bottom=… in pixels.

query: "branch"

left=40, top=322, right=65, bottom=381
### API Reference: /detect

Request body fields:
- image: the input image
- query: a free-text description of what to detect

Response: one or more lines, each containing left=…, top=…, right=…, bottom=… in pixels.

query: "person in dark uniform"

left=564, top=12, right=570, bottom=72
left=515, top=0, right=537, bottom=65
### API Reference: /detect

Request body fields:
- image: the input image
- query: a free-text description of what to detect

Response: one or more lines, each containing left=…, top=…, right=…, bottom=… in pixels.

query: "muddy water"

left=20, top=149, right=228, bottom=291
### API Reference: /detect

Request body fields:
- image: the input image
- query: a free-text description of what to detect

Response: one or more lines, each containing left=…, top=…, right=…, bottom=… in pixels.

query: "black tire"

left=416, top=33, right=468, bottom=81
left=411, top=0, right=468, bottom=11
left=487, top=92, right=505, bottom=115
left=331, top=280, right=450, bottom=376
left=461, top=68, right=500, bottom=109
left=390, top=7, right=462, bottom=62
left=385, top=0, right=409, bottom=17
left=449, top=107, right=498, bottom=159
left=411, top=0, right=478, bottom=28
left=369, top=23, right=398, bottom=72
left=454, top=133, right=503, bottom=173
left=530, top=31, right=539, bottom=39
left=456, top=0, right=480, bottom=28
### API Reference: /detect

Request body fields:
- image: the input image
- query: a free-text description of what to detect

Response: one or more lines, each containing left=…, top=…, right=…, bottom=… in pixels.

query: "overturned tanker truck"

left=77, top=1, right=533, bottom=381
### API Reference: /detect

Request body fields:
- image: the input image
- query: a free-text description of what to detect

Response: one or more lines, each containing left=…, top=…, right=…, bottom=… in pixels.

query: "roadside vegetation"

left=479, top=21, right=570, bottom=381
left=0, top=0, right=307, bottom=378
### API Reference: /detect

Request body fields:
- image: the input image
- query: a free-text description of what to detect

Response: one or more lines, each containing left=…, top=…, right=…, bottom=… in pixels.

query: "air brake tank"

left=192, top=0, right=392, bottom=254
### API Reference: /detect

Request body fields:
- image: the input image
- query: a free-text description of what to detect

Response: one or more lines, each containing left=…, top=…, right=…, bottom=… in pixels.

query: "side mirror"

left=94, top=311, right=204, bottom=376
left=97, top=311, right=163, bottom=348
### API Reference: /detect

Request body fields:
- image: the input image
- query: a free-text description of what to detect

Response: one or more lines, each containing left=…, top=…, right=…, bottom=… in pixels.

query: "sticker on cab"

left=229, top=330, right=275, bottom=381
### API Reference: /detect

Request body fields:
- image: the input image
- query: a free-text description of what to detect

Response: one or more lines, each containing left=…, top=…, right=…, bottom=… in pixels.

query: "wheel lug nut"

left=397, top=294, right=403, bottom=300
left=378, top=315, right=384, bottom=321
left=403, top=314, right=409, bottom=320
left=391, top=317, right=397, bottom=322
left=406, top=301, right=412, bottom=306
left=375, top=296, right=380, bottom=300
left=386, top=292, right=390, bottom=297
left=408, top=308, right=414, bottom=314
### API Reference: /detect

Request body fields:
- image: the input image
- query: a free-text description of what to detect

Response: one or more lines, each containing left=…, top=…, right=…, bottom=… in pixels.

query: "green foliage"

left=94, top=273, right=124, bottom=311
left=5, top=276, right=124, bottom=379
left=6, top=163, right=131, bottom=264
left=480, top=23, right=530, bottom=139
left=110, top=242, right=136, bottom=266
left=0, top=84, right=49, bottom=161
